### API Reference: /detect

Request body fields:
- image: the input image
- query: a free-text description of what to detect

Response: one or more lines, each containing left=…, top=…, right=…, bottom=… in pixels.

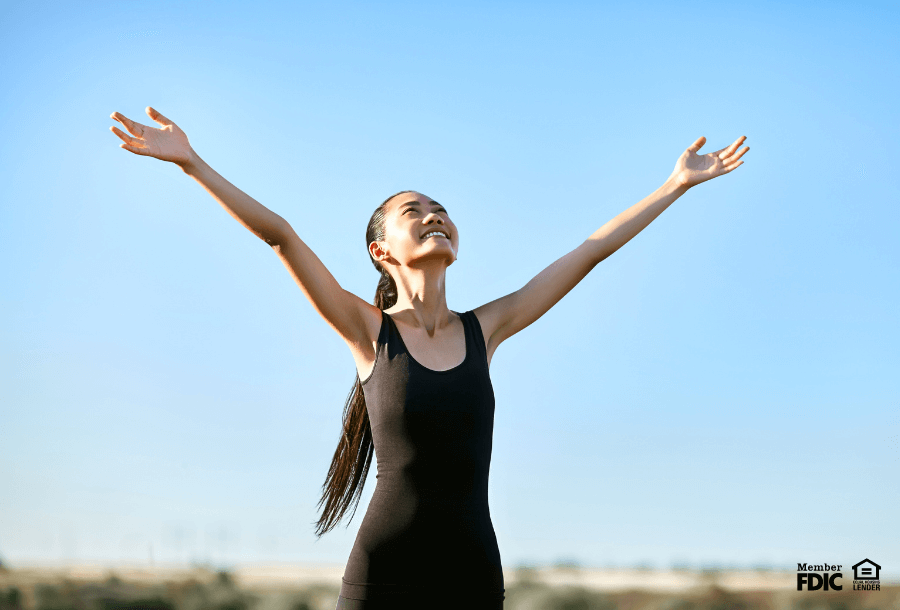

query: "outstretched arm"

left=474, top=135, right=749, bottom=362
left=110, top=106, right=286, bottom=244
left=109, top=107, right=380, bottom=351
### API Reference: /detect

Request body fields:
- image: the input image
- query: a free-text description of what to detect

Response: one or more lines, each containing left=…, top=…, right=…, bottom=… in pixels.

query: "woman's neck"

left=386, top=265, right=453, bottom=336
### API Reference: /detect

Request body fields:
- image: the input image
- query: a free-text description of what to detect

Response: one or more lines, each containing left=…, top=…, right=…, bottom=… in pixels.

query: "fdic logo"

left=797, top=563, right=843, bottom=591
left=796, top=559, right=883, bottom=592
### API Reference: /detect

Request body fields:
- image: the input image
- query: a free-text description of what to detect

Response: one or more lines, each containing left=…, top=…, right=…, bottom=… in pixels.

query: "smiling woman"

left=108, top=106, right=748, bottom=610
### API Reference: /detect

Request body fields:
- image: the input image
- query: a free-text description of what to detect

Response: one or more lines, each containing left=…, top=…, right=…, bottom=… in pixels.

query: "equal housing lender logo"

left=796, top=559, right=882, bottom=592
left=852, top=558, right=882, bottom=591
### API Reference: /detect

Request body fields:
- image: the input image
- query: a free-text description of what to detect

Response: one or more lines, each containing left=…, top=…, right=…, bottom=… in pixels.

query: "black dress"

left=335, top=310, right=505, bottom=609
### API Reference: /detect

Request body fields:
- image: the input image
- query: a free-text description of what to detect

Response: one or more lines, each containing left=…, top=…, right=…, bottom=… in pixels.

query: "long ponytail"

left=313, top=190, right=411, bottom=537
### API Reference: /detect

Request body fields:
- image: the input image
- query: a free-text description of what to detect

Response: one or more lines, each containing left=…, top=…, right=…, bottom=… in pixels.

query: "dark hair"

left=312, top=190, right=413, bottom=537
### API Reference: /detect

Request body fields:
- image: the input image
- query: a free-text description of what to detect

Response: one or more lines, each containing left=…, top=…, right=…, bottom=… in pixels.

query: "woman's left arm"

left=474, top=135, right=749, bottom=357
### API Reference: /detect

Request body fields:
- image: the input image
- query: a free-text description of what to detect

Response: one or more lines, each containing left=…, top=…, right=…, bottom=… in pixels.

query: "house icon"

left=852, top=559, right=881, bottom=580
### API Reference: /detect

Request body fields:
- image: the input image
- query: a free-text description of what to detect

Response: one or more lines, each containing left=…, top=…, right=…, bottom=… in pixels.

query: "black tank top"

left=339, top=309, right=505, bottom=604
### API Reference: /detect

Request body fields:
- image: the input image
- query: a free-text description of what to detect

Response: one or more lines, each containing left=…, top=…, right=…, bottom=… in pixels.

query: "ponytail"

left=313, top=191, right=408, bottom=537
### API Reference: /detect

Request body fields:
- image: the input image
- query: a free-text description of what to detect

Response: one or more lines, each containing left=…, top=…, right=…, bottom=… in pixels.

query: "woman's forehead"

left=390, top=192, right=436, bottom=210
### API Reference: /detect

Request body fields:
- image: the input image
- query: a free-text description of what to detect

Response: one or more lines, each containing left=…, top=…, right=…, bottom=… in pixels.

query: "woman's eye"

left=402, top=207, right=446, bottom=215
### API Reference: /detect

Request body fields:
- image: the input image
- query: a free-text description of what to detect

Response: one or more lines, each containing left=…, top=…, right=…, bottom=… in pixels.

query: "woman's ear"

left=370, top=240, right=387, bottom=261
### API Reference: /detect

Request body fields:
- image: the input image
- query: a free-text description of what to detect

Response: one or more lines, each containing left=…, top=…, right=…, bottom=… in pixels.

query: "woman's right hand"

left=109, top=106, right=195, bottom=167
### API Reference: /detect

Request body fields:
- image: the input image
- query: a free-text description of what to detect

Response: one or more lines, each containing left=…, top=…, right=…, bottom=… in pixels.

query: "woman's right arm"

left=180, top=151, right=286, bottom=246
left=268, top=221, right=381, bottom=350
left=181, top=153, right=379, bottom=347
left=110, top=107, right=379, bottom=348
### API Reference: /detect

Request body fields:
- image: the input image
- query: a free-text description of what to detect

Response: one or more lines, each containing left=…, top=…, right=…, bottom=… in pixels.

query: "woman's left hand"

left=670, top=135, right=749, bottom=188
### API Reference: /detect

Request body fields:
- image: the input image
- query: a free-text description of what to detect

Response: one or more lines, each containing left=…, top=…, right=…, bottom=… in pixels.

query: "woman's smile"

left=421, top=230, right=449, bottom=241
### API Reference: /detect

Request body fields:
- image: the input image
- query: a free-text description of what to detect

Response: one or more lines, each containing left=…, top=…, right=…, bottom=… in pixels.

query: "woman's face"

left=375, top=191, right=459, bottom=269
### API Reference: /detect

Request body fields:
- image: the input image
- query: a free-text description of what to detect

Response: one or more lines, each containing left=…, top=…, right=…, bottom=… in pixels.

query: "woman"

left=109, top=107, right=748, bottom=609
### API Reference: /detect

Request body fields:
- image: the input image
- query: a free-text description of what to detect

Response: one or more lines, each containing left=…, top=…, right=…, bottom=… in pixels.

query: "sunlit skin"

left=369, top=192, right=463, bottom=351
left=109, top=106, right=749, bottom=377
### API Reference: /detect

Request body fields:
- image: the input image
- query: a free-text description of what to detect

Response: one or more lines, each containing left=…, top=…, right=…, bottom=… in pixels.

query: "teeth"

left=423, top=232, right=446, bottom=239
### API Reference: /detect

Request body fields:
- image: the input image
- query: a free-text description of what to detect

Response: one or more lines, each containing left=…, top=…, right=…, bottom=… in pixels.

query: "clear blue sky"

left=2, top=0, right=898, bottom=573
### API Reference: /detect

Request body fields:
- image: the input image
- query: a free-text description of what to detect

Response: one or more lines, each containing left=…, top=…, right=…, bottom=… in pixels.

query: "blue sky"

left=2, top=0, right=898, bottom=572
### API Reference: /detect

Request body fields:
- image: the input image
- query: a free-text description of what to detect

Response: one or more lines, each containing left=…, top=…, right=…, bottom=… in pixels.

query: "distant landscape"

left=1, top=563, right=896, bottom=610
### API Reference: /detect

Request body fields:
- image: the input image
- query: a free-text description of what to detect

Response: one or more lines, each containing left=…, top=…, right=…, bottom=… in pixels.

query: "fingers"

left=717, top=145, right=749, bottom=168
left=109, top=124, right=145, bottom=148
left=718, top=135, right=748, bottom=160
left=110, top=111, right=144, bottom=138
left=118, top=141, right=149, bottom=156
left=728, top=145, right=750, bottom=163
left=146, top=106, right=173, bottom=127
left=109, top=113, right=150, bottom=156
left=722, top=159, right=744, bottom=174
left=687, top=136, right=706, bottom=153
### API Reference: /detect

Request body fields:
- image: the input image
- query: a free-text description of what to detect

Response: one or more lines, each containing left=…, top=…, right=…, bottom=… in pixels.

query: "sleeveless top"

left=339, top=309, right=505, bottom=603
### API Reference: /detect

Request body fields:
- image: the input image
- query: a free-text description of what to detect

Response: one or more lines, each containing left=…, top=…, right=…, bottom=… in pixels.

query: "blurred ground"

left=0, top=563, right=896, bottom=610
